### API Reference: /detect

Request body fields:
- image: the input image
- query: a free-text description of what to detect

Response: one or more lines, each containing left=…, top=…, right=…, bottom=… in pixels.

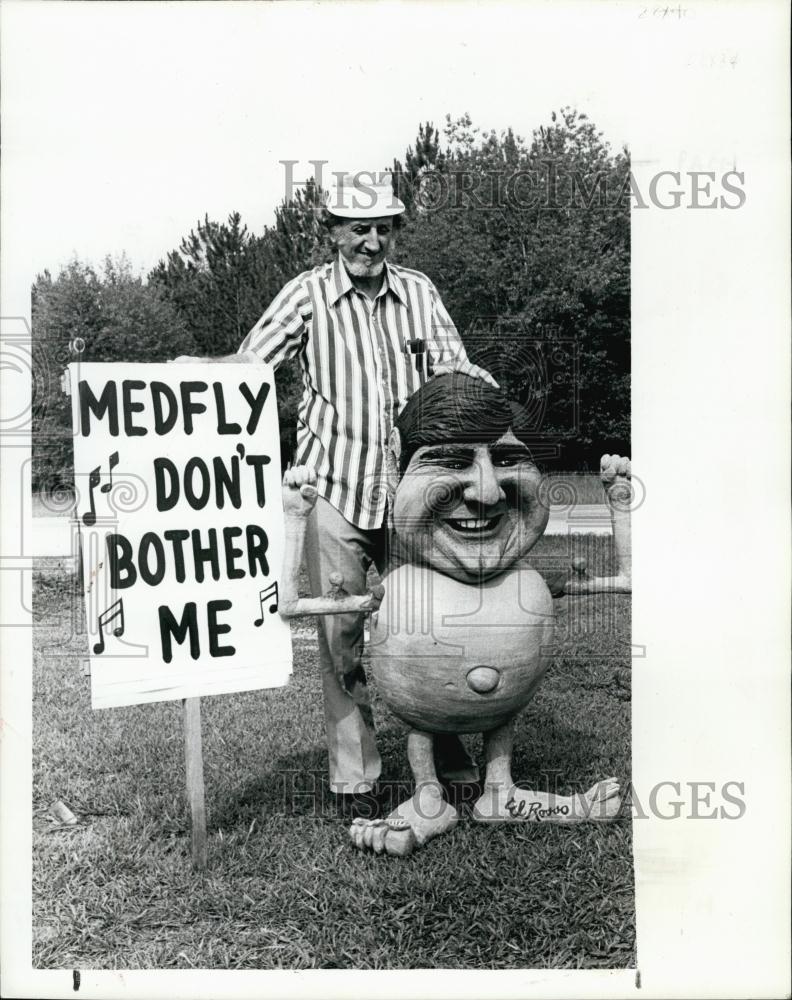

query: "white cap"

left=324, top=172, right=405, bottom=218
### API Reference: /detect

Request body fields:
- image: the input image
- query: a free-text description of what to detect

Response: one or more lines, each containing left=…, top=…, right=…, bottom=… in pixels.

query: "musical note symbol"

left=254, top=582, right=279, bottom=626
left=82, top=466, right=101, bottom=526
left=93, top=598, right=125, bottom=654
left=100, top=451, right=119, bottom=494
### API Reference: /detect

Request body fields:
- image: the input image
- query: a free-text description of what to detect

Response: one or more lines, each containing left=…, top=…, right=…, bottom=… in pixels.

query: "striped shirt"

left=239, top=254, right=475, bottom=529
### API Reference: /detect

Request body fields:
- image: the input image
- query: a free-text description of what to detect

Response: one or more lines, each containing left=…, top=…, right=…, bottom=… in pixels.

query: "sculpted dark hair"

left=395, top=373, right=516, bottom=472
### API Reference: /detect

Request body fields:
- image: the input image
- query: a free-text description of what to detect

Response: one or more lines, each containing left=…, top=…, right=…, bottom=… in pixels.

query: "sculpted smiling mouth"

left=444, top=514, right=504, bottom=534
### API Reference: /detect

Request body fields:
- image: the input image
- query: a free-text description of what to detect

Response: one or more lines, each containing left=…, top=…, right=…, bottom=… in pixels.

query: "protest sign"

left=68, top=362, right=292, bottom=710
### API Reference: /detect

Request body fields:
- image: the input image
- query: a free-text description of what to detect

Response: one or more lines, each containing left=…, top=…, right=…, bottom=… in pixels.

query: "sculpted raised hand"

left=563, top=454, right=632, bottom=595
left=279, top=465, right=384, bottom=618
left=282, top=465, right=319, bottom=519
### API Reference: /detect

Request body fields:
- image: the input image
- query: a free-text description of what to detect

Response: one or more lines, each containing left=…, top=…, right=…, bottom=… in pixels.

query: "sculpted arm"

left=563, top=455, right=632, bottom=595
left=278, top=467, right=384, bottom=618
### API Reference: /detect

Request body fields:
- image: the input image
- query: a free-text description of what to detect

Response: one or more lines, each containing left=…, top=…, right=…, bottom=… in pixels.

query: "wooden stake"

left=182, top=697, right=207, bottom=869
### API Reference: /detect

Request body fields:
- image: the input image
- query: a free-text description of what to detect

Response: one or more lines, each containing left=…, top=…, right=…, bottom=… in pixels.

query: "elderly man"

left=179, top=173, right=493, bottom=813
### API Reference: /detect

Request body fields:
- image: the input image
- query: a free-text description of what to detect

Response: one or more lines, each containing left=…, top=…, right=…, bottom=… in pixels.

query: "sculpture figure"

left=280, top=374, right=632, bottom=857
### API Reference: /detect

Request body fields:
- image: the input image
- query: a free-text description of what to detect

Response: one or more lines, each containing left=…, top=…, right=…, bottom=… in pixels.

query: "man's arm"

left=173, top=273, right=309, bottom=367
left=426, top=283, right=498, bottom=387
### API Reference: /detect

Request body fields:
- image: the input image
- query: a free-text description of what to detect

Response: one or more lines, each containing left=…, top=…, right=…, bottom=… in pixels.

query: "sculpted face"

left=330, top=216, right=395, bottom=278
left=390, top=429, right=549, bottom=583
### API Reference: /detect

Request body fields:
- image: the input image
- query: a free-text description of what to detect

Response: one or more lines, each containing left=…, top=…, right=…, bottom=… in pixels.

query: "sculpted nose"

left=466, top=665, right=501, bottom=694
left=464, top=454, right=504, bottom=508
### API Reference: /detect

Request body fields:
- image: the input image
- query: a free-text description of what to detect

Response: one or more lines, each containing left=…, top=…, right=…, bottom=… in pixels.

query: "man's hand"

left=432, top=360, right=499, bottom=388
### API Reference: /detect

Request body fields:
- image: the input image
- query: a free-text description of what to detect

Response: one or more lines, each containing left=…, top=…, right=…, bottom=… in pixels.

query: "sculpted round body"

left=280, top=375, right=629, bottom=856
left=370, top=564, right=554, bottom=733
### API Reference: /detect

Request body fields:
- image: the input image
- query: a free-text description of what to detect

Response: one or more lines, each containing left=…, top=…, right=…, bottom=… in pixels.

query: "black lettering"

left=184, top=457, right=211, bottom=510
left=213, top=382, right=242, bottom=434
left=154, top=458, right=180, bottom=512
left=190, top=528, right=220, bottom=583
left=122, top=380, right=147, bottom=436
left=245, top=454, right=271, bottom=507
left=179, top=381, right=208, bottom=434
left=213, top=455, right=242, bottom=509
left=207, top=599, right=235, bottom=657
left=239, top=382, right=270, bottom=434
left=163, top=529, right=189, bottom=583
left=78, top=380, right=119, bottom=437
left=245, top=524, right=269, bottom=576
left=222, top=527, right=245, bottom=579
left=106, top=533, right=137, bottom=588
left=138, top=532, right=165, bottom=586
left=151, top=381, right=178, bottom=435
left=159, top=603, right=200, bottom=662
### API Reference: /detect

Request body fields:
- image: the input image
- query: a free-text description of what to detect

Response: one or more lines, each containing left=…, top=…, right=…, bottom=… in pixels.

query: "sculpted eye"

left=494, top=453, right=529, bottom=467
left=434, top=458, right=468, bottom=471
left=418, top=452, right=471, bottom=471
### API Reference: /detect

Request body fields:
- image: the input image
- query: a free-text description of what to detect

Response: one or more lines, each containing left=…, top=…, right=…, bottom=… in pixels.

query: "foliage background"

left=31, top=110, right=629, bottom=490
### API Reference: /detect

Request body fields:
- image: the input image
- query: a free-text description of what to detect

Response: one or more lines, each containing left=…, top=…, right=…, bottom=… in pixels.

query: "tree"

left=33, top=111, right=629, bottom=488
left=149, top=189, right=326, bottom=466
left=391, top=110, right=630, bottom=466
left=392, top=122, right=447, bottom=214
left=31, top=257, right=196, bottom=490
left=149, top=213, right=274, bottom=357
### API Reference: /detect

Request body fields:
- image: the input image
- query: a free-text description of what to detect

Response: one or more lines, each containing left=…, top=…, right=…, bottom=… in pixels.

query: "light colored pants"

left=304, top=498, right=387, bottom=795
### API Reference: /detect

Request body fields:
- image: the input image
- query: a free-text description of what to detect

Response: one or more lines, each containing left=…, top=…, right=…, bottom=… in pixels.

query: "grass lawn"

left=32, top=534, right=634, bottom=970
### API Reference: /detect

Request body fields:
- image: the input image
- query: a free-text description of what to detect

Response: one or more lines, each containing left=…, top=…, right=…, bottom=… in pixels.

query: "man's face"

left=331, top=216, right=395, bottom=278
left=391, top=430, right=549, bottom=582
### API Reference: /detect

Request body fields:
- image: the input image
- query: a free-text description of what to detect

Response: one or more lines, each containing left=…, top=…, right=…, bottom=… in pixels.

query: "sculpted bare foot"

left=348, top=817, right=417, bottom=857
left=473, top=778, right=621, bottom=823
left=349, top=783, right=458, bottom=857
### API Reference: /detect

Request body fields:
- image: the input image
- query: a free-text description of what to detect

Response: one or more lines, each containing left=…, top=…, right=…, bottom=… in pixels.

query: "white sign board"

left=68, top=362, right=292, bottom=709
